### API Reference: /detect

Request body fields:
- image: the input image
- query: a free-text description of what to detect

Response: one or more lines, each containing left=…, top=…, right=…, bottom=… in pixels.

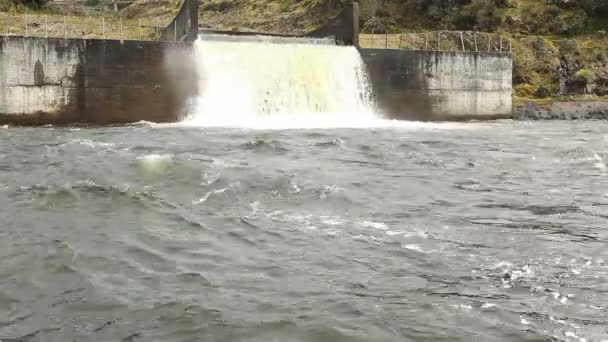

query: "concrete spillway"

left=182, top=35, right=380, bottom=128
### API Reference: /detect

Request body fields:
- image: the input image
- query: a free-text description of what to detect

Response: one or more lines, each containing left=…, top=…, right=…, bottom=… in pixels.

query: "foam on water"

left=136, top=154, right=174, bottom=174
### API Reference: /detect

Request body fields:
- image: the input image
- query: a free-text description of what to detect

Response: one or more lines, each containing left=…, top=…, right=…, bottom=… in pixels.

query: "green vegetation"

left=197, top=0, right=345, bottom=33
left=355, top=0, right=608, bottom=100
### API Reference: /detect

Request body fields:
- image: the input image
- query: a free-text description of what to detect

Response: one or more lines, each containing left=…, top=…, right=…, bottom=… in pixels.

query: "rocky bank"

left=513, top=101, right=608, bottom=120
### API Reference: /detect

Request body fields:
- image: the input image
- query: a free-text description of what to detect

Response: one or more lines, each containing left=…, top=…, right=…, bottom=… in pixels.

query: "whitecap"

left=290, top=181, right=301, bottom=193
left=593, top=153, right=606, bottom=171
left=403, top=244, right=427, bottom=253
left=127, top=120, right=157, bottom=127
left=319, top=216, right=343, bottom=226
left=494, top=261, right=514, bottom=269
left=481, top=303, right=497, bottom=309
left=200, top=171, right=221, bottom=186
left=193, top=185, right=231, bottom=204
left=249, top=200, right=260, bottom=215
left=136, top=154, right=174, bottom=173
left=325, top=229, right=339, bottom=236
left=360, top=221, right=390, bottom=230
left=71, top=139, right=115, bottom=149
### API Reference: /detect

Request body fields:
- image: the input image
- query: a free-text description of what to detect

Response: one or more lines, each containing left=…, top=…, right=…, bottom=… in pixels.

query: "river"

left=0, top=120, right=607, bottom=341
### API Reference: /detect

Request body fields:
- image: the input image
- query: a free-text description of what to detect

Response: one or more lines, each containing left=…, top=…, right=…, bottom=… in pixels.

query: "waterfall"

left=182, top=35, right=381, bottom=129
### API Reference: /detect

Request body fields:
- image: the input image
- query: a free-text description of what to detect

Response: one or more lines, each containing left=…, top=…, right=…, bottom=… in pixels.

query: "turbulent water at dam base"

left=1, top=38, right=608, bottom=342
left=1, top=121, right=608, bottom=342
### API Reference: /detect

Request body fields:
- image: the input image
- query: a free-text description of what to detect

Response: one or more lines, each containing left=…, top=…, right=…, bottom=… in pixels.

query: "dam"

left=0, top=0, right=512, bottom=125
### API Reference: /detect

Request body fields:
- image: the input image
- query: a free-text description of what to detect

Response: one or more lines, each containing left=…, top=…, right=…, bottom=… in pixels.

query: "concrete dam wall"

left=0, top=36, right=197, bottom=125
left=360, top=49, right=513, bottom=120
left=0, top=38, right=512, bottom=125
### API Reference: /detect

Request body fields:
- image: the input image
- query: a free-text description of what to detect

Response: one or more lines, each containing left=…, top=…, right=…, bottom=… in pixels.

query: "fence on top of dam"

left=0, top=0, right=197, bottom=41
left=359, top=31, right=513, bottom=53
left=0, top=12, right=164, bottom=40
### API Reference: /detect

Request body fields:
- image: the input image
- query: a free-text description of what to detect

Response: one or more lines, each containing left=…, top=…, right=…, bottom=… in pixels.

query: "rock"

left=513, top=101, right=608, bottom=120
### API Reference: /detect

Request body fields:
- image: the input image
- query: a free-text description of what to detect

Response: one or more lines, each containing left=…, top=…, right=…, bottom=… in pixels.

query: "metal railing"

left=0, top=12, right=167, bottom=40
left=359, top=31, right=512, bottom=53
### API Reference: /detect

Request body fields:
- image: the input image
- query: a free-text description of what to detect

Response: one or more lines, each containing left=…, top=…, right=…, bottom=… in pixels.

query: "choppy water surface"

left=0, top=121, right=607, bottom=342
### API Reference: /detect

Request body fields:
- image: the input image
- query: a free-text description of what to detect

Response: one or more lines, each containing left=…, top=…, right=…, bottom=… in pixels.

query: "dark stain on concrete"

left=0, top=36, right=198, bottom=126
left=33, top=60, right=45, bottom=86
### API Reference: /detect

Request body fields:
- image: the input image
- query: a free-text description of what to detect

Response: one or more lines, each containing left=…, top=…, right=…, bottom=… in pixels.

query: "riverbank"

left=513, top=98, right=608, bottom=120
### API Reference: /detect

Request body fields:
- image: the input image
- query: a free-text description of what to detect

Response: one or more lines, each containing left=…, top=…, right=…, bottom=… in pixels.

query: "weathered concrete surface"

left=0, top=36, right=197, bottom=125
left=307, top=1, right=359, bottom=46
left=360, top=49, right=513, bottom=120
left=160, top=0, right=199, bottom=41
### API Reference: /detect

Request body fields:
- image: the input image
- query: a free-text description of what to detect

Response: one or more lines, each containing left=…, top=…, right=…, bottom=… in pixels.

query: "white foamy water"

left=173, top=36, right=493, bottom=130
left=181, top=35, right=383, bottom=129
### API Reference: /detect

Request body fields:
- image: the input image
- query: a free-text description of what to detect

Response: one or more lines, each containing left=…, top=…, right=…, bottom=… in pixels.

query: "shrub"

left=363, top=16, right=386, bottom=33
left=514, top=84, right=536, bottom=97
left=544, top=5, right=561, bottom=17
left=574, top=68, right=595, bottom=85
left=534, top=84, right=556, bottom=98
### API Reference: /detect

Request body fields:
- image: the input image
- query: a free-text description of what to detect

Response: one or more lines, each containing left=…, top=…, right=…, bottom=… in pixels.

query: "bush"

left=574, top=68, right=595, bottom=85
left=201, top=0, right=233, bottom=12
left=544, top=4, right=561, bottom=17
left=514, top=84, right=536, bottom=97
left=534, top=84, right=557, bottom=98
left=451, top=0, right=503, bottom=31
left=363, top=16, right=386, bottom=33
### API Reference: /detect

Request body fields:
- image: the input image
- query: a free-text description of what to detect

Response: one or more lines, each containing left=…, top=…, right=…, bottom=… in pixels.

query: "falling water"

left=183, top=35, right=381, bottom=129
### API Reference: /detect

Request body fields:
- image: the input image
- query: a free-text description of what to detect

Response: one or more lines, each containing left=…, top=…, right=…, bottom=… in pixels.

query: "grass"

left=0, top=11, right=162, bottom=40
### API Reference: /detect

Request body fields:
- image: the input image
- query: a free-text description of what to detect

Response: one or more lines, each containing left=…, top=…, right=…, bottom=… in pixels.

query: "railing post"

left=5, top=13, right=9, bottom=36
left=102, top=17, right=105, bottom=38
left=45, top=15, right=48, bottom=38
left=474, top=32, right=478, bottom=52
left=509, top=35, right=512, bottom=53
left=371, top=30, right=374, bottom=49
left=63, top=16, right=67, bottom=39
left=24, top=14, right=27, bottom=37
left=437, top=31, right=441, bottom=51
left=460, top=32, right=465, bottom=51
left=120, top=17, right=123, bottom=39
left=399, top=33, right=403, bottom=49
left=425, top=32, right=428, bottom=50
left=174, top=20, right=177, bottom=41
left=488, top=34, right=491, bottom=52
left=138, top=19, right=142, bottom=40
left=500, top=35, right=503, bottom=52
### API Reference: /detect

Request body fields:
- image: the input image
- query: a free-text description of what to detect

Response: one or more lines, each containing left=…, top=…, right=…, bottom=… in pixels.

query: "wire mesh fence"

left=0, top=12, right=165, bottom=40
left=359, top=31, right=512, bottom=53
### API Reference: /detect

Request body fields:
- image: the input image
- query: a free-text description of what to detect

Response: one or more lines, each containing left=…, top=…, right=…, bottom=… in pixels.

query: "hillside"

left=356, top=0, right=608, bottom=100
left=191, top=0, right=608, bottom=100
